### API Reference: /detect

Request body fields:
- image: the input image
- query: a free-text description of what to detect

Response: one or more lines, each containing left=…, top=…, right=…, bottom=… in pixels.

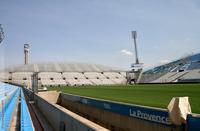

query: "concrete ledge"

left=34, top=93, right=109, bottom=131
left=38, top=91, right=59, bottom=103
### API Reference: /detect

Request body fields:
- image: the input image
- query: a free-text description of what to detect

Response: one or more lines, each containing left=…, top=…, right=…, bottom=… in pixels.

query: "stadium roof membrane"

left=1, top=62, right=125, bottom=73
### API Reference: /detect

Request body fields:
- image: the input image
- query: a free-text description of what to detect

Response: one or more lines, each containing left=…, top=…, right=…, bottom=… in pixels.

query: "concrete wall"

left=34, top=93, right=108, bottom=131
left=23, top=89, right=200, bottom=131
left=59, top=93, right=183, bottom=131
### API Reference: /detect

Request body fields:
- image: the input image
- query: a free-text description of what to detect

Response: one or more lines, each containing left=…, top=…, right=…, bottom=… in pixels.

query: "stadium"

left=1, top=1, right=200, bottom=131
left=1, top=53, right=200, bottom=87
left=1, top=44, right=200, bottom=131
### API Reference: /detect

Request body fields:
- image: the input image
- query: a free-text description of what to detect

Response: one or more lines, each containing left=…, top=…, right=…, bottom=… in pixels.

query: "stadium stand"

left=0, top=72, right=10, bottom=83
left=120, top=72, right=127, bottom=77
left=178, top=69, right=200, bottom=82
left=12, top=72, right=33, bottom=87
left=65, top=79, right=79, bottom=86
left=84, top=72, right=106, bottom=85
left=84, top=72, right=107, bottom=79
left=0, top=82, right=20, bottom=130
left=63, top=72, right=93, bottom=86
left=1, top=53, right=200, bottom=85
left=139, top=53, right=200, bottom=83
left=0, top=62, right=126, bottom=87
left=38, top=72, right=66, bottom=86
left=0, top=82, right=35, bottom=130
left=100, top=79, right=115, bottom=85
left=77, top=79, right=93, bottom=86
left=111, top=78, right=127, bottom=84
left=152, top=71, right=189, bottom=83
left=88, top=79, right=103, bottom=85
left=103, top=72, right=127, bottom=84
left=103, top=72, right=124, bottom=79
left=63, top=72, right=85, bottom=79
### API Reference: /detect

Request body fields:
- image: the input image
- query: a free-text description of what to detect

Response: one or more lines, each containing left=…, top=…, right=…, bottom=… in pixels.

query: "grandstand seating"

left=120, top=72, right=127, bottom=77
left=111, top=78, right=127, bottom=84
left=38, top=72, right=62, bottom=79
left=0, top=62, right=127, bottom=86
left=12, top=72, right=33, bottom=80
left=0, top=71, right=127, bottom=87
left=77, top=79, right=93, bottom=85
left=152, top=71, right=189, bottom=83
left=103, top=72, right=124, bottom=79
left=0, top=82, right=19, bottom=130
left=11, top=72, right=33, bottom=87
left=63, top=72, right=93, bottom=86
left=65, top=79, right=79, bottom=86
left=0, top=82, right=34, bottom=130
left=12, top=80, right=32, bottom=87
left=84, top=72, right=107, bottom=79
left=63, top=72, right=85, bottom=79
left=100, top=79, right=115, bottom=85
left=89, top=79, right=104, bottom=85
left=140, top=53, right=200, bottom=83
left=187, top=62, right=200, bottom=70
left=137, top=72, right=165, bottom=83
left=179, top=69, right=200, bottom=82
left=102, top=72, right=127, bottom=84
left=0, top=72, right=10, bottom=82
left=38, top=72, right=66, bottom=86
left=0, top=82, right=17, bottom=100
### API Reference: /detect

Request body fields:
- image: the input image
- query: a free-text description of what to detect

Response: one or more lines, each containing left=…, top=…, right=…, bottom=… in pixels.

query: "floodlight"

left=132, top=31, right=137, bottom=39
left=0, top=24, right=5, bottom=44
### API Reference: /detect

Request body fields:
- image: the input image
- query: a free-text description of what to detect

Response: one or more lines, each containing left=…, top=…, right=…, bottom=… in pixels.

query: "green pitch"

left=48, top=84, right=200, bottom=113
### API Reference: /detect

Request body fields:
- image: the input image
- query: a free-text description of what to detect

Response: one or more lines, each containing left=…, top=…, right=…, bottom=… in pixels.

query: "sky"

left=0, top=0, right=200, bottom=70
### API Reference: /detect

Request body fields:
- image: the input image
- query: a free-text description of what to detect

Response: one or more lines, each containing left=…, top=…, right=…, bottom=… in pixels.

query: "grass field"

left=48, top=84, right=200, bottom=113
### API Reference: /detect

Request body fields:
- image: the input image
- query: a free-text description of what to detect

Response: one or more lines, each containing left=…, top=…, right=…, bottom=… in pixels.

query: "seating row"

left=0, top=72, right=127, bottom=86
left=152, top=69, right=200, bottom=83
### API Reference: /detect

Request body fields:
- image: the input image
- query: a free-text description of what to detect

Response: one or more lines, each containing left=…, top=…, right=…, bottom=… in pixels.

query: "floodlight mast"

left=0, top=24, right=5, bottom=44
left=127, top=31, right=143, bottom=84
left=24, top=44, right=30, bottom=65
left=132, top=31, right=139, bottom=64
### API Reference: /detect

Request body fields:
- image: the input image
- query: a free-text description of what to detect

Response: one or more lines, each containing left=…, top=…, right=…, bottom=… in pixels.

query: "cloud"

left=160, top=59, right=171, bottom=64
left=121, top=49, right=133, bottom=56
